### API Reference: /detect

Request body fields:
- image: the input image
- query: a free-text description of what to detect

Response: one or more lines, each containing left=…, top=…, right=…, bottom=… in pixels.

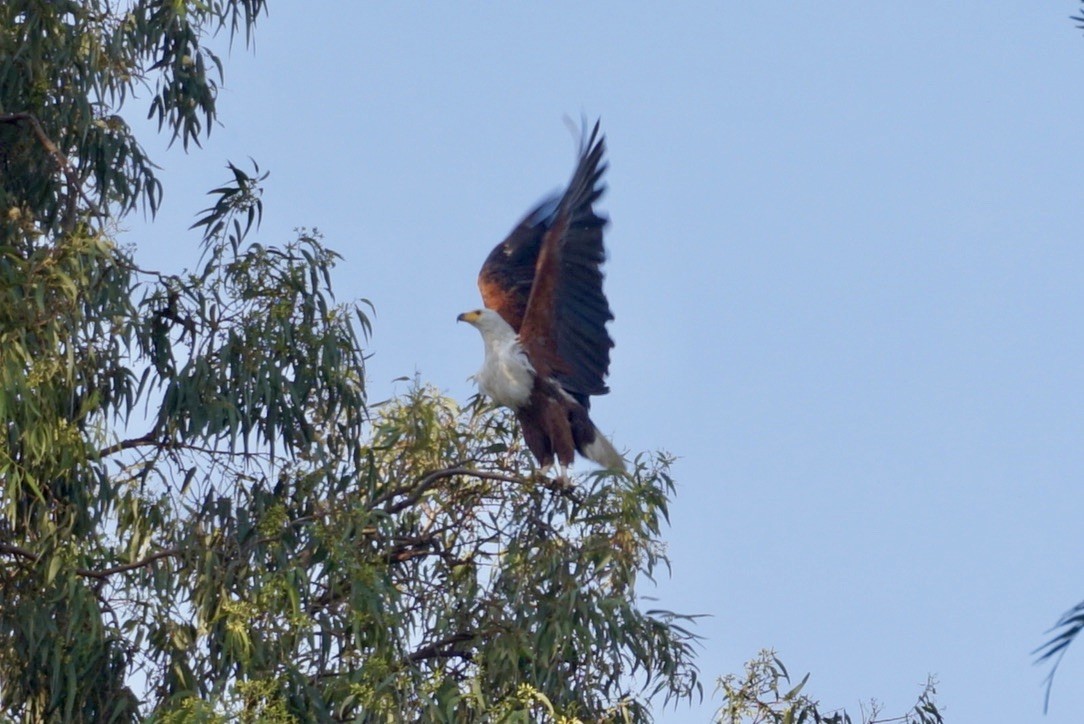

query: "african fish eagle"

left=458, top=121, right=625, bottom=475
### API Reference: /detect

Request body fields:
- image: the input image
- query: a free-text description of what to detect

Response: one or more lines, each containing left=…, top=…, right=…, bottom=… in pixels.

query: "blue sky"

left=130, top=3, right=1084, bottom=721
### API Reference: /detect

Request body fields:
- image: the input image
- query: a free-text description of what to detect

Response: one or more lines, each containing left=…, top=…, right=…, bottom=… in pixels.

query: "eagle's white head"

left=456, top=308, right=515, bottom=341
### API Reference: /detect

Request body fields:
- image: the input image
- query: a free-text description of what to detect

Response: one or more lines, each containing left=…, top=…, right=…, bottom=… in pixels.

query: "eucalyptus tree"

left=0, top=1, right=698, bottom=721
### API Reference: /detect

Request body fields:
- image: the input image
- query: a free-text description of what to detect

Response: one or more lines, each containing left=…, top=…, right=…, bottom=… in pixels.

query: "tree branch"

left=97, top=431, right=270, bottom=461
left=97, top=431, right=157, bottom=458
left=535, top=473, right=586, bottom=503
left=408, top=631, right=477, bottom=663
left=0, top=543, right=40, bottom=564
left=0, top=112, right=69, bottom=170
left=373, top=467, right=528, bottom=514
left=78, top=548, right=184, bottom=580
left=0, top=111, right=99, bottom=229
left=0, top=542, right=182, bottom=580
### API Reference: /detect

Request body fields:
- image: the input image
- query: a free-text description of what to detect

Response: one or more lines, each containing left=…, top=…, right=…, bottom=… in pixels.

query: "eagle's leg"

left=552, top=461, right=573, bottom=490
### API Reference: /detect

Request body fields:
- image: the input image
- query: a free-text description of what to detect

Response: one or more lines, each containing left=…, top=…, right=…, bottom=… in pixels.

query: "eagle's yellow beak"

left=457, top=310, right=480, bottom=323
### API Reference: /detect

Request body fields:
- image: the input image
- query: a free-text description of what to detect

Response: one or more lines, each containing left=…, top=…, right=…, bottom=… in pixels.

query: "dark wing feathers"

left=518, top=212, right=567, bottom=379
left=478, top=121, right=615, bottom=408
left=477, top=195, right=557, bottom=329
left=551, top=123, right=613, bottom=406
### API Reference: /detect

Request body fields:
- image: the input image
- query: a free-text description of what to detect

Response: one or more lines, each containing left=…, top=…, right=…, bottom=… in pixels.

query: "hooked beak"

left=457, top=310, right=480, bottom=324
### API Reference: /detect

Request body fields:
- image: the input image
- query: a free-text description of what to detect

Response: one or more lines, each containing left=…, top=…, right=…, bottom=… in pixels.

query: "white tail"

left=582, top=428, right=626, bottom=471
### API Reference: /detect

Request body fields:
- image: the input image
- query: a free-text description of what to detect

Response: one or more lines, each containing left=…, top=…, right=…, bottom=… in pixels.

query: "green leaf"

left=784, top=672, right=810, bottom=700
left=46, top=555, right=62, bottom=585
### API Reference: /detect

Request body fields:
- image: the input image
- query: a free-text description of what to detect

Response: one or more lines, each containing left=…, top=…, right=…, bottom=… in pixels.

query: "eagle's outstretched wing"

left=477, top=122, right=613, bottom=408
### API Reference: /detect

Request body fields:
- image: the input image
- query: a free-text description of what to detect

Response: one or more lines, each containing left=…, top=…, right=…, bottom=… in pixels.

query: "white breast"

left=477, top=336, right=535, bottom=408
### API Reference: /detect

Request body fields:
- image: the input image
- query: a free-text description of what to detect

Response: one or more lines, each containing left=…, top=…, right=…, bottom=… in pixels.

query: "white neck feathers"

left=468, top=310, right=535, bottom=408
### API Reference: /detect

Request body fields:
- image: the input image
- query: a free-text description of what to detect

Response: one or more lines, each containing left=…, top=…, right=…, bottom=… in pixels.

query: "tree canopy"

left=0, top=1, right=699, bottom=721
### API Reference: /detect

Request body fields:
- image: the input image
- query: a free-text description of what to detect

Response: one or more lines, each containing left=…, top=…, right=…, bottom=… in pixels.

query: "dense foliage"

left=0, top=1, right=699, bottom=721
